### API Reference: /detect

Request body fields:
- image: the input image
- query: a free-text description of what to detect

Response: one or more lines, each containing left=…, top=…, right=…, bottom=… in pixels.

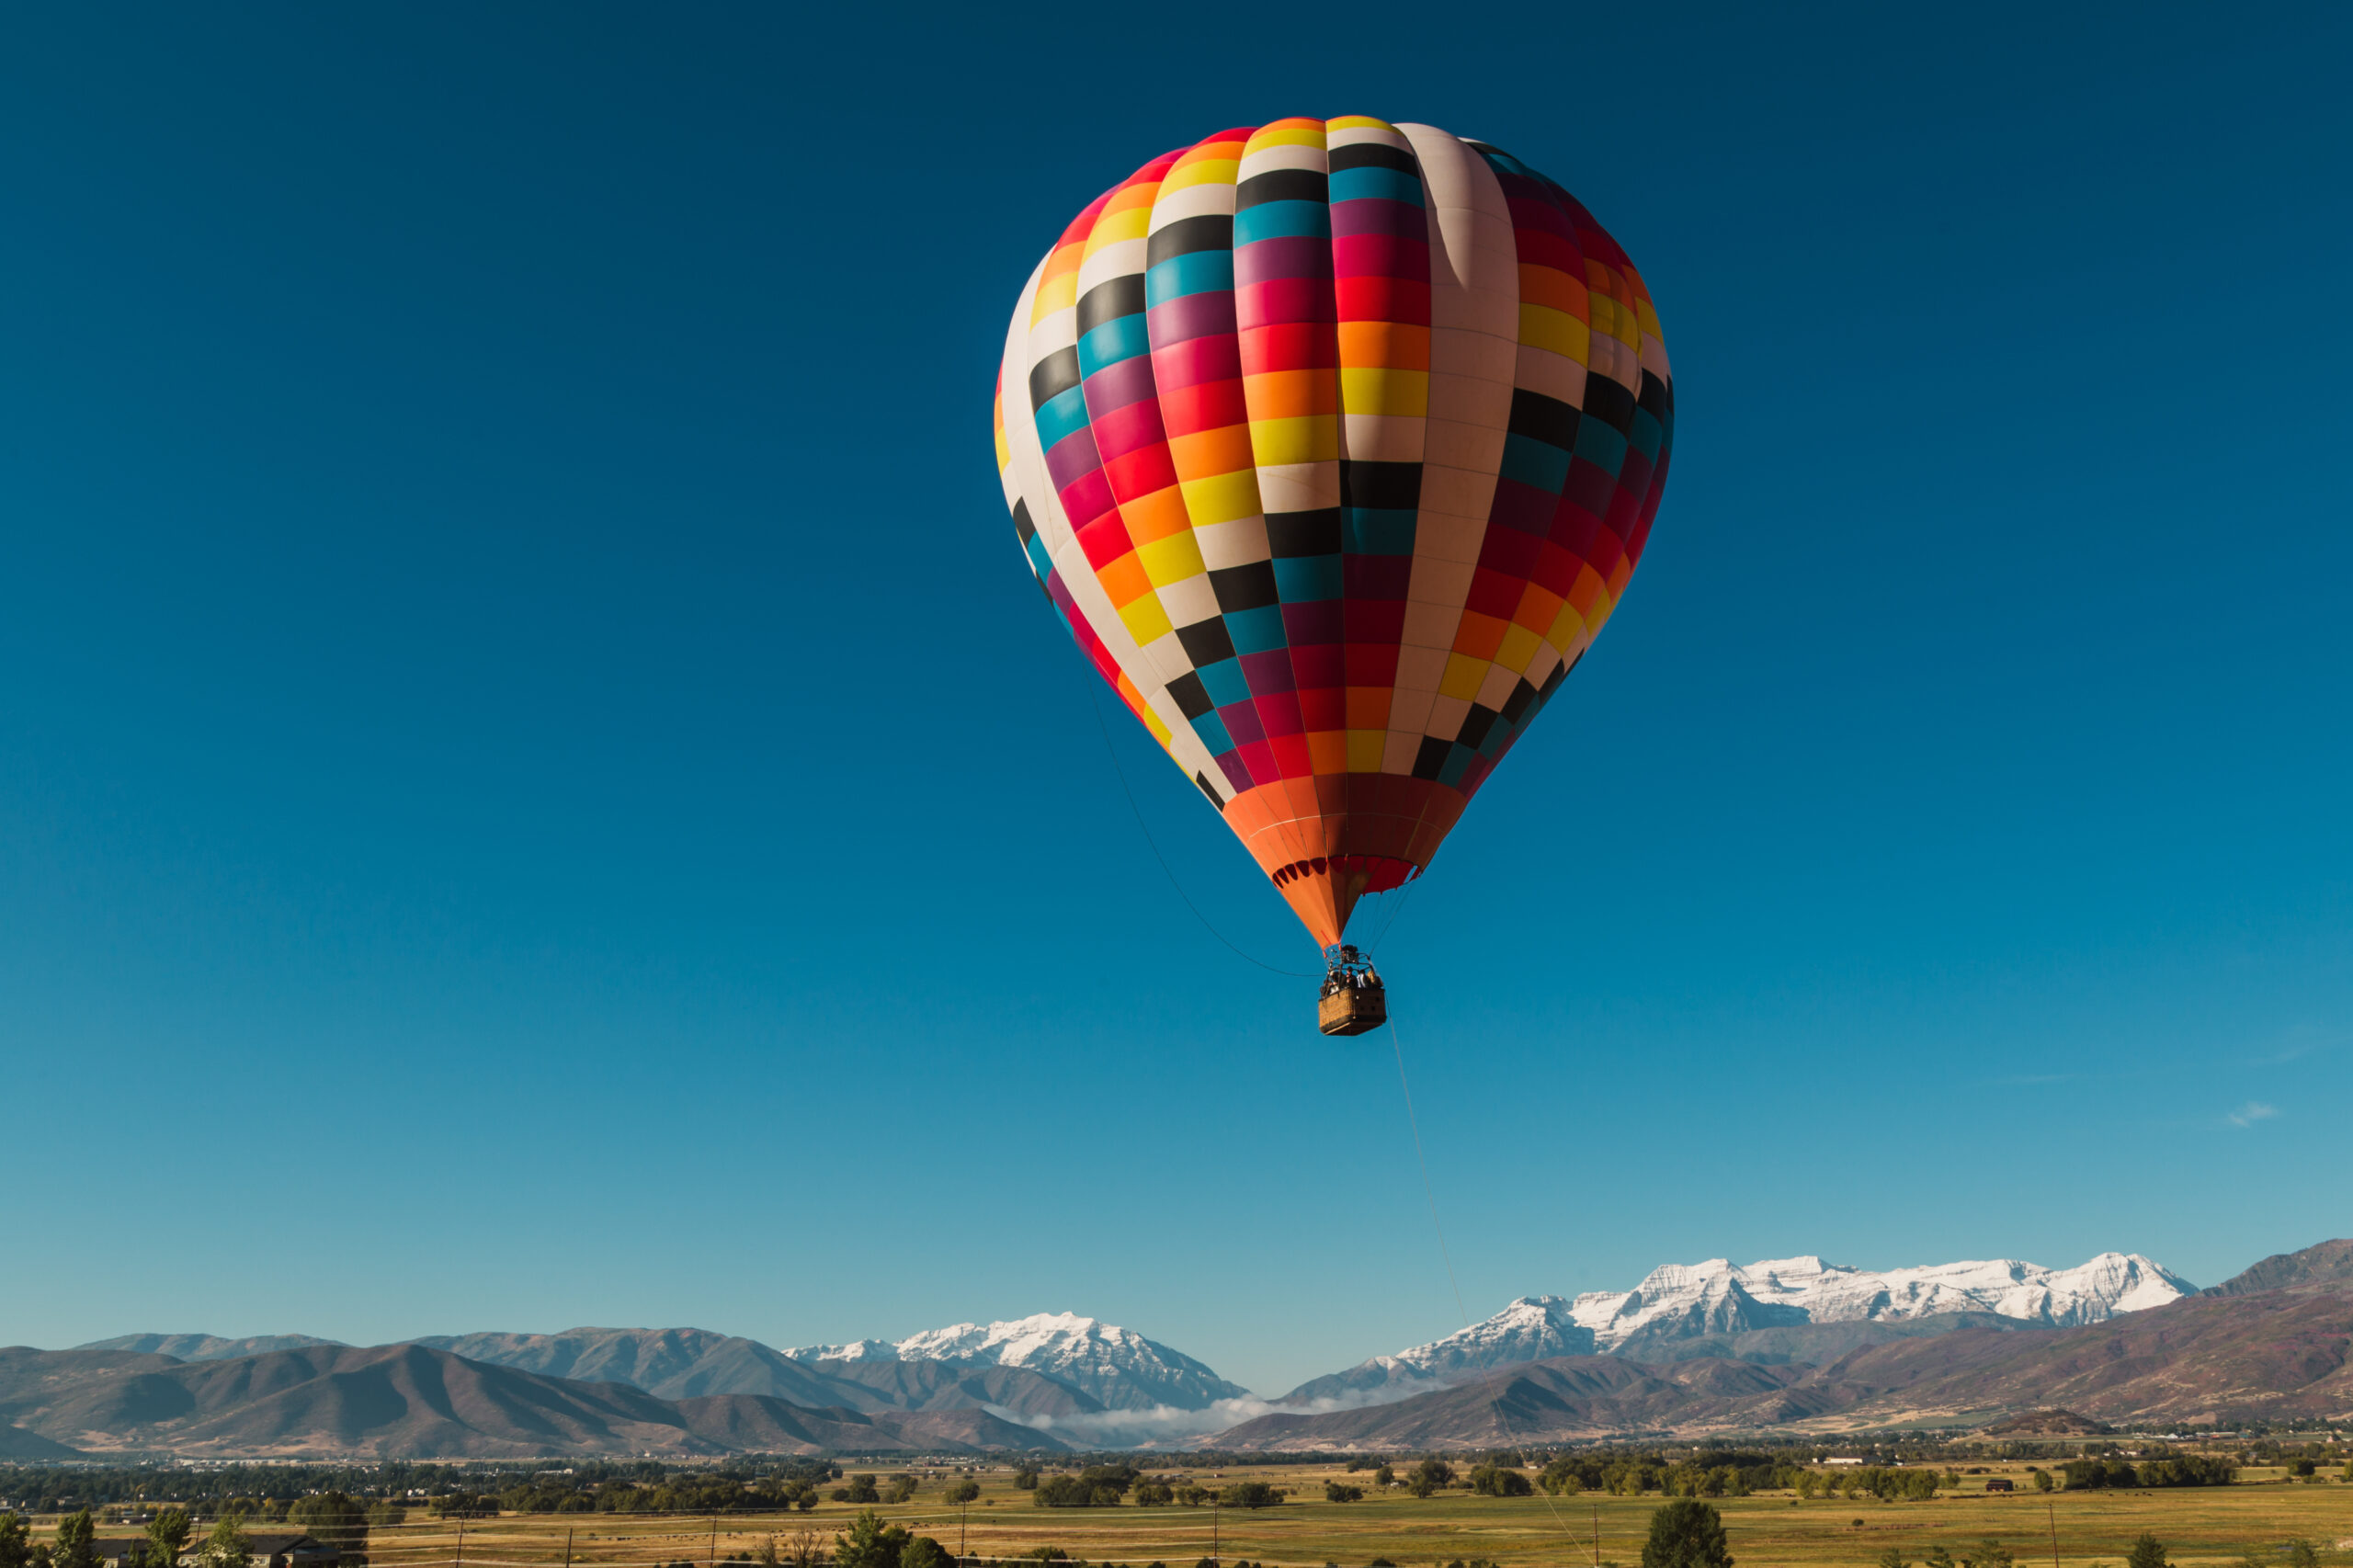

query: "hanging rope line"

left=1388, top=1013, right=1467, bottom=1324
left=1083, top=681, right=1317, bottom=978
left=1391, top=1012, right=1582, bottom=1558
left=1363, top=874, right=1420, bottom=956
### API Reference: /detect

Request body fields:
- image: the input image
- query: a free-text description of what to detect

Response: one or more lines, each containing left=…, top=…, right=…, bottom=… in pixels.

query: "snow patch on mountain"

left=786, top=1312, right=1252, bottom=1411
left=1286, top=1251, right=2194, bottom=1403
left=1563, top=1252, right=2194, bottom=1349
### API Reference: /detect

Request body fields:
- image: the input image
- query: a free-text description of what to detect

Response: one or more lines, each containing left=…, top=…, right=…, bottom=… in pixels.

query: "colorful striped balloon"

left=995, top=118, right=1673, bottom=951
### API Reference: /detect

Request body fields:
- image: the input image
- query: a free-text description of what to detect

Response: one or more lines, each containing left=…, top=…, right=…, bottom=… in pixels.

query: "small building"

left=1984, top=1478, right=2015, bottom=1493
left=243, top=1535, right=341, bottom=1568
left=125, top=1535, right=341, bottom=1568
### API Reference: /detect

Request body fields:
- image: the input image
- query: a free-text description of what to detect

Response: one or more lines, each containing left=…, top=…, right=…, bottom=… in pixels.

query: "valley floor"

left=79, top=1465, right=2344, bottom=1568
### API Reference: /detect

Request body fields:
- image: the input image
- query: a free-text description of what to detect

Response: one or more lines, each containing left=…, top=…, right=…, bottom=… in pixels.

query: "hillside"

left=2203, top=1238, right=2353, bottom=1297
left=0, top=1423, right=82, bottom=1459
left=1218, top=1279, right=2353, bottom=1448
left=0, top=1343, right=1064, bottom=1458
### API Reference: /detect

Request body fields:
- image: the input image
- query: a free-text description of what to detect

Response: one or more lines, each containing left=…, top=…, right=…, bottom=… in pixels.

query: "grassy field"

left=283, top=1464, right=2353, bottom=1568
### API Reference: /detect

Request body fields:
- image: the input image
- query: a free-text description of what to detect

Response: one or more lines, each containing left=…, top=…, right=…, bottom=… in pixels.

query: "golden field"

left=73, top=1462, right=2339, bottom=1568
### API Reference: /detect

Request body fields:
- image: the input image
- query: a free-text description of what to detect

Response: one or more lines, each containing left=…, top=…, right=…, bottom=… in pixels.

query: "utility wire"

left=1084, top=681, right=1316, bottom=978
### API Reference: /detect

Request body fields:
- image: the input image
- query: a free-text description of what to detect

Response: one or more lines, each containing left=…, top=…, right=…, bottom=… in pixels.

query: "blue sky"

left=2, top=4, right=2347, bottom=1398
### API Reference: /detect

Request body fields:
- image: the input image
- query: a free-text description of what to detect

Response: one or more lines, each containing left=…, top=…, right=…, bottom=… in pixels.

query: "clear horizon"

left=2, top=3, right=2347, bottom=1399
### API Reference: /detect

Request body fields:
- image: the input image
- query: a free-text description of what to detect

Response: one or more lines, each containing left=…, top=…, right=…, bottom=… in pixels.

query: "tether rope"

left=1387, top=1014, right=1466, bottom=1325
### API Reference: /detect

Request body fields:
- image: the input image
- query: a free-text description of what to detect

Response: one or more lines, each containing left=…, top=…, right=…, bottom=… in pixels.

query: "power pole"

left=710, top=1514, right=720, bottom=1568
left=455, top=1520, right=465, bottom=1568
left=1211, top=1500, right=1220, bottom=1566
left=1591, top=1498, right=1599, bottom=1568
left=563, top=1528, right=574, bottom=1568
left=2047, top=1499, right=2062, bottom=1568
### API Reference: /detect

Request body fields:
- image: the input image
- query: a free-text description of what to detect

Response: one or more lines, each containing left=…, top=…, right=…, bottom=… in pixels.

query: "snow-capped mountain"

left=786, top=1312, right=1252, bottom=1412
left=1283, top=1252, right=2195, bottom=1403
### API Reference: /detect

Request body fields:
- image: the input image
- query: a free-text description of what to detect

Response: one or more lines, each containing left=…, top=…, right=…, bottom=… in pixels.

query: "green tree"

left=54, top=1514, right=100, bottom=1568
left=1877, top=1551, right=1909, bottom=1568
left=2123, top=1537, right=2168, bottom=1568
left=947, top=1483, right=980, bottom=1507
left=201, top=1520, right=253, bottom=1568
left=1322, top=1483, right=1363, bottom=1505
left=899, top=1539, right=949, bottom=1568
left=1924, top=1547, right=1955, bottom=1568
left=364, top=1506, right=404, bottom=1530
left=1031, top=1479, right=1091, bottom=1509
left=146, top=1511, right=193, bottom=1568
left=1406, top=1460, right=1453, bottom=1499
left=1013, top=1471, right=1040, bottom=1492
left=1467, top=1466, right=1531, bottom=1498
left=290, top=1493, right=369, bottom=1568
left=1965, top=1544, right=2013, bottom=1568
left=2029, top=1471, right=2052, bottom=1495
left=833, top=1512, right=909, bottom=1568
left=0, top=1517, right=29, bottom=1568
left=1640, top=1500, right=1731, bottom=1568
left=1370, top=1466, right=1394, bottom=1490
left=2282, top=1544, right=2318, bottom=1568
left=1221, top=1483, right=1282, bottom=1510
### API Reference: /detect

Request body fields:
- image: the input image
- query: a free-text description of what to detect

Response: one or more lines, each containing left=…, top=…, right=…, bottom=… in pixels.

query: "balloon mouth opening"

left=1268, top=854, right=1419, bottom=896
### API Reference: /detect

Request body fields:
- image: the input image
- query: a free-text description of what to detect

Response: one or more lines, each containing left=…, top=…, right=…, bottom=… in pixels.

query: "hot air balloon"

left=994, top=117, right=1672, bottom=1034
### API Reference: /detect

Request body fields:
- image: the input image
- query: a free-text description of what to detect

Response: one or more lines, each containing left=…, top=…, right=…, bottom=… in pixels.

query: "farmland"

left=46, top=1463, right=2349, bottom=1568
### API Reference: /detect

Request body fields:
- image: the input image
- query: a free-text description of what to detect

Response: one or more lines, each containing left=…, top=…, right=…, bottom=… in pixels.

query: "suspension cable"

left=1083, top=681, right=1316, bottom=978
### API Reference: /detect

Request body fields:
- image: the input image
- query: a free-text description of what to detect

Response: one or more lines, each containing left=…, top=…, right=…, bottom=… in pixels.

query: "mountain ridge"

left=1284, top=1251, right=2194, bottom=1406
left=1218, top=1273, right=2353, bottom=1449
left=783, top=1312, right=1250, bottom=1412
left=0, top=1342, right=1064, bottom=1458
left=2205, top=1239, right=2353, bottom=1297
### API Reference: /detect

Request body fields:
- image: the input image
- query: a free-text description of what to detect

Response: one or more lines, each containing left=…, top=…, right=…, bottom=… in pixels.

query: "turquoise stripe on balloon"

left=1145, top=251, right=1233, bottom=308
left=1572, top=418, right=1628, bottom=477
left=1195, top=657, right=1250, bottom=708
left=1077, top=312, right=1151, bottom=379
left=1032, top=384, right=1092, bottom=450
left=1222, top=605, right=1288, bottom=654
left=1233, top=200, right=1331, bottom=245
left=1499, top=432, right=1573, bottom=493
left=1188, top=710, right=1237, bottom=756
left=1329, top=166, right=1423, bottom=207
left=1343, top=512, right=1415, bottom=555
left=1272, top=556, right=1341, bottom=601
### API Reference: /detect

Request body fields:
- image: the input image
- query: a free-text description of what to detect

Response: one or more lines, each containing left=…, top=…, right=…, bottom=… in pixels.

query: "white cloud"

left=983, top=1386, right=1413, bottom=1449
left=2226, top=1101, right=2279, bottom=1128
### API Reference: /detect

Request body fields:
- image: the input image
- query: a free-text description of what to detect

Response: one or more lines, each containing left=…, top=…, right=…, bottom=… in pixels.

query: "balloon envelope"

left=995, top=118, right=1672, bottom=949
